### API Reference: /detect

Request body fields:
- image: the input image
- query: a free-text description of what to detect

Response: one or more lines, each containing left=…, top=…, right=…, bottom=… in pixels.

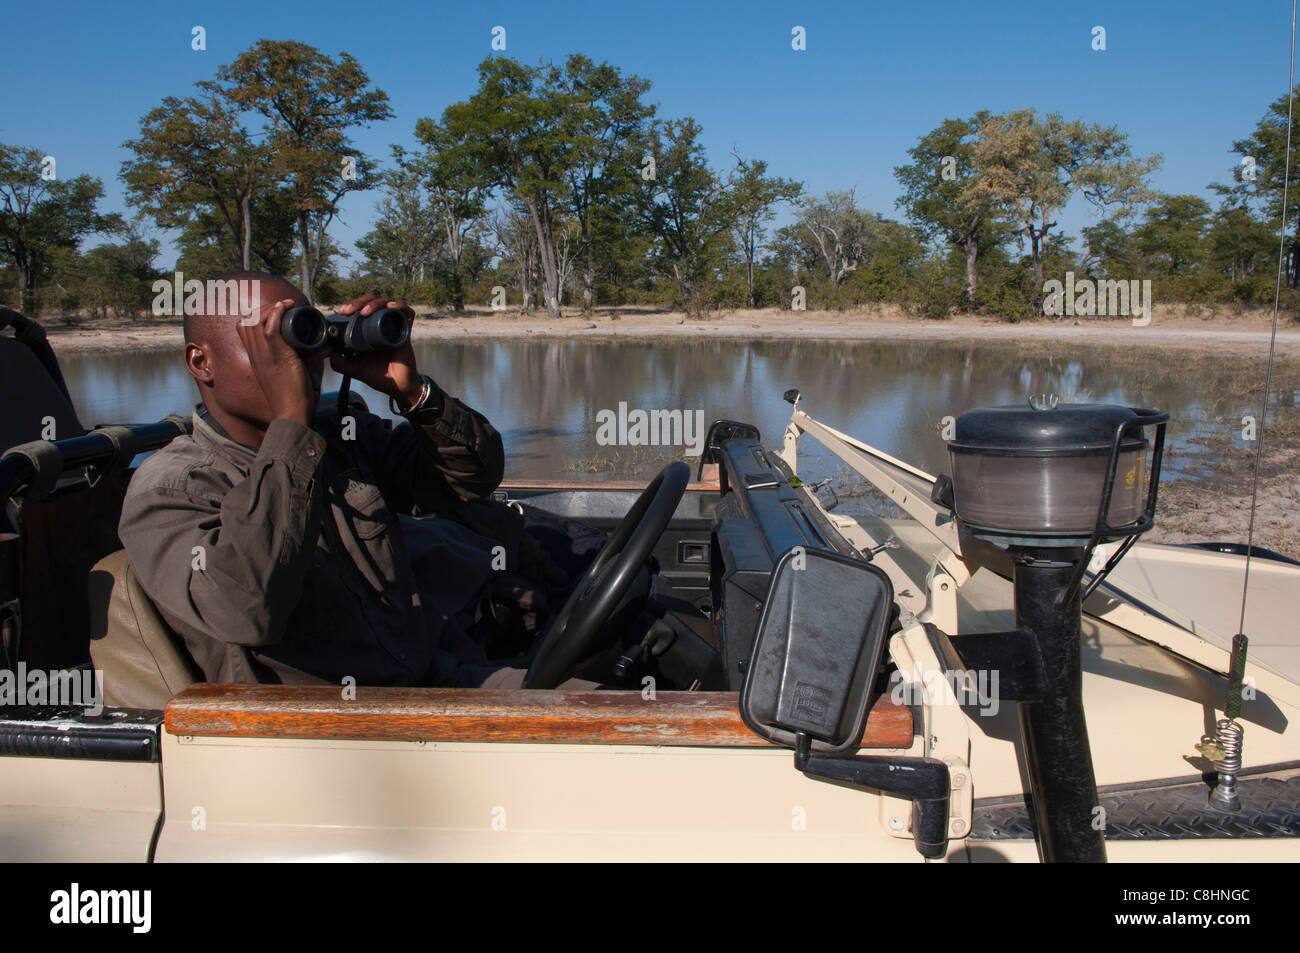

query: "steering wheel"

left=523, top=461, right=690, bottom=689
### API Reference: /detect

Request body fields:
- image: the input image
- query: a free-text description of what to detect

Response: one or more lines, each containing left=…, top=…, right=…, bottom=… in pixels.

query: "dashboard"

left=708, top=436, right=861, bottom=690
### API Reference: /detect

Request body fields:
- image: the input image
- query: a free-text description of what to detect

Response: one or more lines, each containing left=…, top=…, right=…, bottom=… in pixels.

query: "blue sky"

left=1, top=0, right=1291, bottom=270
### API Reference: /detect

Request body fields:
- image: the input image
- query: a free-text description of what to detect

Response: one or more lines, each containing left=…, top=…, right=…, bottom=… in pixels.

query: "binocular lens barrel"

left=364, top=308, right=411, bottom=350
left=279, top=306, right=410, bottom=354
left=281, top=307, right=328, bottom=351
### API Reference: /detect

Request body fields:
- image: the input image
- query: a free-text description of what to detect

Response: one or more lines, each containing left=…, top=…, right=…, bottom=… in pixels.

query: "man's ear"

left=185, top=343, right=214, bottom=384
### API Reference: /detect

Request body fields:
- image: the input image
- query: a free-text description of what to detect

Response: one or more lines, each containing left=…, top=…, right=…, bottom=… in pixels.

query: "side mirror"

left=740, top=547, right=894, bottom=753
left=740, top=546, right=953, bottom=859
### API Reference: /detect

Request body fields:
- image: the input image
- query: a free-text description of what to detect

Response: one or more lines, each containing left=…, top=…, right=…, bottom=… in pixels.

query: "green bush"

left=896, top=259, right=961, bottom=319
left=973, top=258, right=1039, bottom=322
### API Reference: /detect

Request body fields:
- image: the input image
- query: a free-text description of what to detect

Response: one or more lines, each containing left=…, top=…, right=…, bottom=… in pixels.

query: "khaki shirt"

left=118, top=392, right=505, bottom=687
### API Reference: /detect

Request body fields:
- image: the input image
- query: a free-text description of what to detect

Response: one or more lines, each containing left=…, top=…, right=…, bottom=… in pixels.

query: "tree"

left=966, top=109, right=1161, bottom=289
left=1216, top=85, right=1300, bottom=287
left=405, top=126, right=491, bottom=312
left=794, top=189, right=879, bottom=285
left=1207, top=201, right=1276, bottom=290
left=1080, top=217, right=1137, bottom=277
left=216, top=40, right=392, bottom=294
left=895, top=113, right=1004, bottom=305
left=356, top=159, right=441, bottom=301
left=728, top=155, right=801, bottom=306
left=53, top=229, right=162, bottom=318
left=0, top=143, right=121, bottom=310
left=435, top=57, right=579, bottom=318
left=432, top=56, right=656, bottom=317
left=636, top=118, right=738, bottom=316
left=1131, top=194, right=1210, bottom=275
left=492, top=204, right=540, bottom=312
left=557, top=55, right=655, bottom=311
left=172, top=184, right=299, bottom=278
left=121, top=88, right=279, bottom=272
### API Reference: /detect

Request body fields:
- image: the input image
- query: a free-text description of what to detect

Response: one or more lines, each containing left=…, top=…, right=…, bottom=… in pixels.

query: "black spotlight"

left=942, top=400, right=1167, bottom=862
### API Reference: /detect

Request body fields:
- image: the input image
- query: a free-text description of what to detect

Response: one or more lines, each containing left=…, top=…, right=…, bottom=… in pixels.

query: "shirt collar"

left=191, top=404, right=259, bottom=467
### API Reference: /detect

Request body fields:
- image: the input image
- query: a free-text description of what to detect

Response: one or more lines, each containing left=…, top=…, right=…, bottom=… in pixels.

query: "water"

left=54, top=338, right=1248, bottom=487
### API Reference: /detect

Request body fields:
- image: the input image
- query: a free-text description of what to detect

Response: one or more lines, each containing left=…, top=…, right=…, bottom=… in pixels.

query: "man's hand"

left=330, top=296, right=424, bottom=409
left=238, top=298, right=317, bottom=427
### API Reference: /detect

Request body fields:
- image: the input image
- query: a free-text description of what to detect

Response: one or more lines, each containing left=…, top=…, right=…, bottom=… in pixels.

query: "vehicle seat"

left=0, top=332, right=84, bottom=450
left=88, top=549, right=201, bottom=709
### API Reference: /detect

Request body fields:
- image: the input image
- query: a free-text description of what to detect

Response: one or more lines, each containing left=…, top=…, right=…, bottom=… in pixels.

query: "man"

left=119, top=271, right=570, bottom=689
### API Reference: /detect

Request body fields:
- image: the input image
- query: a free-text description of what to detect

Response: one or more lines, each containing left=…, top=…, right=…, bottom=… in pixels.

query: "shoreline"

left=32, top=305, right=1300, bottom=559
left=39, top=305, right=1300, bottom=357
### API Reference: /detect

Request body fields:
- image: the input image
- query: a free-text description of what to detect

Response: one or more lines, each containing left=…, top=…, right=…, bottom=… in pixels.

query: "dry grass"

left=561, top=445, right=684, bottom=478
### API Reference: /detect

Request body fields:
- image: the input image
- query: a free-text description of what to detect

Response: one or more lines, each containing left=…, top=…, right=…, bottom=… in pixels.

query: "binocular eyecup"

left=280, top=306, right=411, bottom=355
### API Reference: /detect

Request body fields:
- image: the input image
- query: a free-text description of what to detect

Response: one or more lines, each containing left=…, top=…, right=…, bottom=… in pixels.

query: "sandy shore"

left=40, top=303, right=1300, bottom=356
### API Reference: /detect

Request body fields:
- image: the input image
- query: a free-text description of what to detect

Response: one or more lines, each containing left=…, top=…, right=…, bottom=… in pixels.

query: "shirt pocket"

left=339, top=477, right=393, bottom=540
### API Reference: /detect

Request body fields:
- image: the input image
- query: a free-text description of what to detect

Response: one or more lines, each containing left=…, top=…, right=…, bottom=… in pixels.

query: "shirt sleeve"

left=356, top=386, right=505, bottom=517
left=118, top=418, right=328, bottom=647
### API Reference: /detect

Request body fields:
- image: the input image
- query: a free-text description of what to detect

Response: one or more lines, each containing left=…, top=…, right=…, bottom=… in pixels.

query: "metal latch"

left=490, top=489, right=524, bottom=515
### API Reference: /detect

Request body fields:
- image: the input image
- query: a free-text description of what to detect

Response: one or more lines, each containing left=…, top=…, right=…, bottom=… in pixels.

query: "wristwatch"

left=391, top=375, right=443, bottom=417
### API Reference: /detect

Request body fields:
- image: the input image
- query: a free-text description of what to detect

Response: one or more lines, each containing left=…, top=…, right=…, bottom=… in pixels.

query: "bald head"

left=182, top=271, right=307, bottom=352
left=181, top=271, right=323, bottom=445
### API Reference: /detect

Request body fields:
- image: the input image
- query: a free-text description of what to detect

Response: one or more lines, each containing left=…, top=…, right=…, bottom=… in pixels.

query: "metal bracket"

left=918, top=558, right=965, bottom=635
left=883, top=623, right=974, bottom=845
left=490, top=489, right=525, bottom=515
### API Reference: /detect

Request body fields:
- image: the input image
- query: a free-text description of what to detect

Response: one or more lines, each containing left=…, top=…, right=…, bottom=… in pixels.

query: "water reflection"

left=55, top=338, right=1258, bottom=484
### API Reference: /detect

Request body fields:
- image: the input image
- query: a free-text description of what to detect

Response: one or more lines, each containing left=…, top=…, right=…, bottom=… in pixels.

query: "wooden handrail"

left=165, top=686, right=914, bottom=749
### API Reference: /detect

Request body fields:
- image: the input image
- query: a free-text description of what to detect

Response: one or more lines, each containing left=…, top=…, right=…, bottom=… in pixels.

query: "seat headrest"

left=0, top=336, right=83, bottom=450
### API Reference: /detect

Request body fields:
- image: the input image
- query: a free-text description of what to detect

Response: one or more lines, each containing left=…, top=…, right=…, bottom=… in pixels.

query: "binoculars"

left=280, top=306, right=410, bottom=355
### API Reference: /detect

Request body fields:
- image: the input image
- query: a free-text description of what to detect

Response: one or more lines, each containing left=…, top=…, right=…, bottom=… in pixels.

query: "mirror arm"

left=794, top=732, right=952, bottom=859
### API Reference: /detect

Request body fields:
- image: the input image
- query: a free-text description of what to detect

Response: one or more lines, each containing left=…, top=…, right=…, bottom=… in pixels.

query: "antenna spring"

left=1208, top=718, right=1244, bottom=812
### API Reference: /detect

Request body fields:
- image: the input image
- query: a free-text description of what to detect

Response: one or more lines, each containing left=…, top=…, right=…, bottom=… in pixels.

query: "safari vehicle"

left=0, top=307, right=1297, bottom=863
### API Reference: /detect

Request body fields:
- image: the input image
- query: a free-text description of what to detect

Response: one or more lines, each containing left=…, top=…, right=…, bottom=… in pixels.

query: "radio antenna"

left=1239, top=0, right=1297, bottom=637
left=1206, top=0, right=1299, bottom=812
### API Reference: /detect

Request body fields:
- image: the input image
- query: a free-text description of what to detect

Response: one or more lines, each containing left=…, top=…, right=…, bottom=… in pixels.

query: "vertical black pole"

left=1014, top=554, right=1107, bottom=863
